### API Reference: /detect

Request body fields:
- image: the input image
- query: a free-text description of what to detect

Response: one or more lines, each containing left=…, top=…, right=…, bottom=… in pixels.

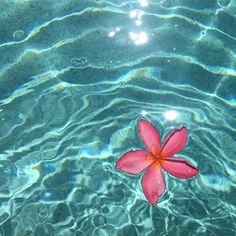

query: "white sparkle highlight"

left=141, top=110, right=148, bottom=116
left=129, top=32, right=148, bottom=45
left=108, top=31, right=115, bottom=37
left=140, top=0, right=149, bottom=7
left=164, top=110, right=178, bottom=121
left=130, top=10, right=137, bottom=18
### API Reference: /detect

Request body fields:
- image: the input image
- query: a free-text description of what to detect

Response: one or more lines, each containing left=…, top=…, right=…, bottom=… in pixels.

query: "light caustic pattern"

left=0, top=0, right=236, bottom=235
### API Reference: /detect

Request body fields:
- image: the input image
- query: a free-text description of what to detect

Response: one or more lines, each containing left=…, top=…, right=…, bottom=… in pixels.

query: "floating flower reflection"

left=115, top=119, right=199, bottom=205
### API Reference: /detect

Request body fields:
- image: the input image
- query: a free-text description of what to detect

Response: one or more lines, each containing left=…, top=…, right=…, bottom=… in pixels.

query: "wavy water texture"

left=0, top=0, right=236, bottom=235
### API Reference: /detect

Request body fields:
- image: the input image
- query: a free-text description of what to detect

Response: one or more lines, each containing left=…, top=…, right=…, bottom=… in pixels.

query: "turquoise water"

left=0, top=0, right=236, bottom=235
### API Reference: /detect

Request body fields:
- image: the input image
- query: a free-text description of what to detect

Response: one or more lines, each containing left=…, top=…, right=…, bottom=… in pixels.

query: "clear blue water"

left=0, top=0, right=236, bottom=235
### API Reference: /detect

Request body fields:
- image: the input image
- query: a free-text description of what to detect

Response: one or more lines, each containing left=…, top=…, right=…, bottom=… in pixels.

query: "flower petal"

left=160, top=127, right=187, bottom=157
left=138, top=119, right=161, bottom=156
left=160, top=157, right=199, bottom=178
left=115, top=150, right=155, bottom=175
left=141, top=162, right=166, bottom=205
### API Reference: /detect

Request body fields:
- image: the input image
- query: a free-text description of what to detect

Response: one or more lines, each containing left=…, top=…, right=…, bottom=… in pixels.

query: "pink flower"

left=115, top=119, right=199, bottom=205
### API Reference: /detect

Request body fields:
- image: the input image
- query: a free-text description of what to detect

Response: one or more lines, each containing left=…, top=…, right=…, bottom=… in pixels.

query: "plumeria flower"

left=115, top=119, right=199, bottom=205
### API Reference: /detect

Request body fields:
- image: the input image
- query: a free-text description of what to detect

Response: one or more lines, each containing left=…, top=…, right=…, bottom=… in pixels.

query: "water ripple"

left=0, top=0, right=236, bottom=235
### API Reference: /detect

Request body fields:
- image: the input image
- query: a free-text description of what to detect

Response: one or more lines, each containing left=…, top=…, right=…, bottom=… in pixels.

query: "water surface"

left=0, top=0, right=236, bottom=235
